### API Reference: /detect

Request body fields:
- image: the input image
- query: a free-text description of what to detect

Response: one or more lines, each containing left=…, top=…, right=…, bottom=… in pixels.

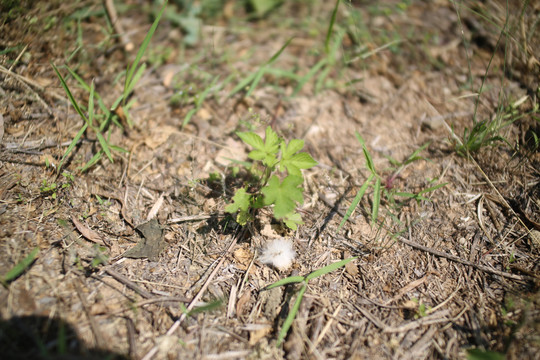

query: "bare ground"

left=1, top=1, right=539, bottom=359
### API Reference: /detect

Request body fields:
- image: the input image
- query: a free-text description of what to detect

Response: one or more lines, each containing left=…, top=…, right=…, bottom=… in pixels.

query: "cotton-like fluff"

left=259, top=238, right=296, bottom=270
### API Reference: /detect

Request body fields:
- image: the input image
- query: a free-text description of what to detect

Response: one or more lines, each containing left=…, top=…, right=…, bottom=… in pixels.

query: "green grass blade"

left=80, top=151, right=103, bottom=172
left=109, top=145, right=129, bottom=153
left=404, top=142, right=430, bottom=164
left=52, top=63, right=88, bottom=123
left=88, top=80, right=95, bottom=127
left=355, top=132, right=376, bottom=174
left=417, top=182, right=447, bottom=196
left=276, top=284, right=307, bottom=347
left=123, top=0, right=167, bottom=103
left=229, top=71, right=257, bottom=97
left=314, top=64, right=332, bottom=93
left=337, top=173, right=374, bottom=232
left=182, top=108, right=197, bottom=129
left=292, top=58, right=327, bottom=97
left=264, top=276, right=305, bottom=290
left=124, top=63, right=147, bottom=99
left=58, top=122, right=88, bottom=173
left=1, top=247, right=39, bottom=286
left=325, top=0, right=340, bottom=54
left=265, top=37, right=293, bottom=65
left=188, top=299, right=223, bottom=315
left=393, top=192, right=417, bottom=198
left=66, top=65, right=91, bottom=92
left=305, top=257, right=356, bottom=281
left=245, top=69, right=265, bottom=98
left=95, top=131, right=113, bottom=162
left=372, top=177, right=381, bottom=224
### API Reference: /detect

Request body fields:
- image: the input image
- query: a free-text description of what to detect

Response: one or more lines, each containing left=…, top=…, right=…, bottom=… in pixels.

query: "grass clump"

left=338, top=133, right=446, bottom=231
left=52, top=1, right=167, bottom=173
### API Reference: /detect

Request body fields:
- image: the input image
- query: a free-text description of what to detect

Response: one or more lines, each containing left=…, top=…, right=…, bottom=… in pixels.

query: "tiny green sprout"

left=225, top=125, right=317, bottom=230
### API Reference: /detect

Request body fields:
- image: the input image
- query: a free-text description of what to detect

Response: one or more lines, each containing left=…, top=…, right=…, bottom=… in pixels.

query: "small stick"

left=397, top=236, right=536, bottom=281
left=104, top=267, right=154, bottom=299
left=103, top=0, right=134, bottom=52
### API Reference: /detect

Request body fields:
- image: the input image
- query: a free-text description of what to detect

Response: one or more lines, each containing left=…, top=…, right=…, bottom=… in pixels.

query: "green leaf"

left=277, top=283, right=306, bottom=347
left=1, top=247, right=39, bottom=286
left=305, top=257, right=357, bottom=281
left=225, top=187, right=251, bottom=213
left=238, top=126, right=281, bottom=167
left=237, top=131, right=265, bottom=151
left=280, top=152, right=318, bottom=177
left=236, top=209, right=252, bottom=226
left=280, top=139, right=317, bottom=176
left=282, top=139, right=304, bottom=158
left=264, top=275, right=305, bottom=290
left=262, top=175, right=304, bottom=219
left=283, top=211, right=303, bottom=230
left=264, top=126, right=280, bottom=153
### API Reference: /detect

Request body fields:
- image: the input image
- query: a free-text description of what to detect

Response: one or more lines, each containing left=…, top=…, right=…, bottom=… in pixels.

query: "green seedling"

left=338, top=133, right=446, bottom=231
left=40, top=172, right=74, bottom=199
left=264, top=257, right=356, bottom=346
left=1, top=247, right=39, bottom=287
left=52, top=1, right=167, bottom=173
left=225, top=126, right=317, bottom=230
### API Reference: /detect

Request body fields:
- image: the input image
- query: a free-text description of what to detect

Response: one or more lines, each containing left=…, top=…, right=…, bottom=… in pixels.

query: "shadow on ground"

left=0, top=315, right=126, bottom=360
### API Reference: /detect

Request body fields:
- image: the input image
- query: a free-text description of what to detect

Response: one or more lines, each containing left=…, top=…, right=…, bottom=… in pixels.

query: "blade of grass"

left=264, top=276, right=305, bottom=290
left=80, top=151, right=103, bottom=172
left=58, top=123, right=88, bottom=173
left=372, top=177, right=381, bottom=224
left=404, top=142, right=430, bottom=164
left=325, top=0, right=340, bottom=54
left=123, top=0, right=167, bottom=104
left=356, top=132, right=376, bottom=174
left=95, top=131, right=113, bottom=162
left=88, top=80, right=95, bottom=127
left=1, top=247, right=39, bottom=287
left=417, top=182, right=447, bottom=196
left=305, top=257, right=356, bottom=281
left=276, top=283, right=307, bottom=347
left=292, top=58, right=327, bottom=97
left=52, top=63, right=88, bottom=123
left=265, top=37, right=293, bottom=65
left=337, top=173, right=374, bottom=232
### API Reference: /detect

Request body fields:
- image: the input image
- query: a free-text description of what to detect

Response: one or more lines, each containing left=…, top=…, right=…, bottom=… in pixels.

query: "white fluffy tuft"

left=259, top=238, right=296, bottom=270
